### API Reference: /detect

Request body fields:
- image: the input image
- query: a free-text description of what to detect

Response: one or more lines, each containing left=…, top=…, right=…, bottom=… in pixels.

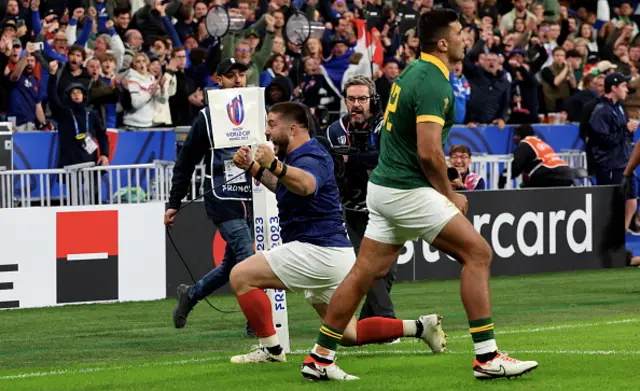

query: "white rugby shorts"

left=364, top=182, right=460, bottom=245
left=263, top=241, right=356, bottom=304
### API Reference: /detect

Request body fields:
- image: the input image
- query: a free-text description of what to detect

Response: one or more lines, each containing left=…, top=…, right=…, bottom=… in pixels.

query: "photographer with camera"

left=325, top=75, right=398, bottom=327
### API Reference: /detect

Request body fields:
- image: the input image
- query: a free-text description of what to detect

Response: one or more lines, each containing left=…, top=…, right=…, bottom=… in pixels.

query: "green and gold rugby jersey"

left=369, top=53, right=455, bottom=190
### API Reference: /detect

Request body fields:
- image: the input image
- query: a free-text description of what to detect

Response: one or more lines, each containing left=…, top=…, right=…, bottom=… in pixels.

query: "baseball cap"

left=605, top=72, right=631, bottom=91
left=1, top=19, right=17, bottom=32
left=596, top=60, right=617, bottom=74
left=245, top=28, right=259, bottom=38
left=216, top=57, right=248, bottom=75
left=12, top=38, right=21, bottom=48
left=507, top=48, right=526, bottom=58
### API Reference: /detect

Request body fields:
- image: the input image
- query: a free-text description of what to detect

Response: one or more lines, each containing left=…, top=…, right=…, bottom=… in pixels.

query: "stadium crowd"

left=1, top=0, right=638, bottom=133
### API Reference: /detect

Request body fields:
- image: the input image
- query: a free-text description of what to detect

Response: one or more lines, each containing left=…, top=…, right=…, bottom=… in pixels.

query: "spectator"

left=221, top=14, right=276, bottom=87
left=167, top=46, right=198, bottom=126
left=265, top=75, right=292, bottom=110
left=123, top=53, right=162, bottom=129
left=541, top=47, right=577, bottom=114
left=8, top=43, right=44, bottom=131
left=576, top=22, right=598, bottom=55
left=86, top=56, right=121, bottom=129
left=450, top=60, right=470, bottom=125
left=499, top=0, right=537, bottom=33
left=55, top=44, right=91, bottom=100
left=504, top=47, right=543, bottom=124
left=98, top=53, right=121, bottom=129
left=113, top=8, right=131, bottom=40
left=47, top=60, right=109, bottom=168
left=449, top=145, right=485, bottom=191
left=464, top=36, right=510, bottom=129
left=149, top=55, right=176, bottom=127
left=564, top=73, right=598, bottom=122
left=260, top=53, right=287, bottom=88
left=121, top=29, right=143, bottom=73
left=375, top=58, right=400, bottom=111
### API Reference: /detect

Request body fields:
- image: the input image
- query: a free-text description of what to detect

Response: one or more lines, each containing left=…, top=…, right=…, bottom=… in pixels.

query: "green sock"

left=469, top=317, right=495, bottom=343
left=316, top=323, right=344, bottom=352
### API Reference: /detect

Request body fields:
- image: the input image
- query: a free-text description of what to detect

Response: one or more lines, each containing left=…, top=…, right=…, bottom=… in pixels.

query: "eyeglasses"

left=236, top=48, right=251, bottom=53
left=346, top=96, right=370, bottom=104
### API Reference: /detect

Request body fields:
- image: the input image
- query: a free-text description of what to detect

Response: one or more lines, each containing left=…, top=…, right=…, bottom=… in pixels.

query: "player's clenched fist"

left=233, top=146, right=253, bottom=170
left=255, top=143, right=276, bottom=168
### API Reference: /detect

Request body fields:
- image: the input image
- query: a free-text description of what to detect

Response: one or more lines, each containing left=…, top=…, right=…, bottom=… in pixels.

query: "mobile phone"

left=33, top=42, right=44, bottom=51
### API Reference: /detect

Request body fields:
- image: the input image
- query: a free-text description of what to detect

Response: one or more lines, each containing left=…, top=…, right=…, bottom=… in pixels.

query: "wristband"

left=247, top=161, right=255, bottom=172
left=276, top=163, right=288, bottom=179
left=255, top=167, right=266, bottom=179
left=269, top=159, right=279, bottom=172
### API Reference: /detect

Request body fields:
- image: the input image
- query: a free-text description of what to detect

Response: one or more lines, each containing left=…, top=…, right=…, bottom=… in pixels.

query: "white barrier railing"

left=0, top=151, right=590, bottom=208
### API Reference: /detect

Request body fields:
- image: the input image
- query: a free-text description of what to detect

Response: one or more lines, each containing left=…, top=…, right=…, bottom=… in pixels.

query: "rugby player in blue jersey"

left=228, top=101, right=447, bottom=376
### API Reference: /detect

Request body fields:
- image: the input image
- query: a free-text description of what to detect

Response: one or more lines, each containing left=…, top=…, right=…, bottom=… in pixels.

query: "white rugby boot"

left=301, top=356, right=359, bottom=381
left=230, top=345, right=286, bottom=364
left=418, top=314, right=448, bottom=353
left=473, top=352, right=539, bottom=379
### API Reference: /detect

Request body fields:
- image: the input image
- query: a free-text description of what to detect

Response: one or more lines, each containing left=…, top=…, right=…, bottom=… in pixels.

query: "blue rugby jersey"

left=450, top=71, right=471, bottom=124
left=276, top=138, right=351, bottom=247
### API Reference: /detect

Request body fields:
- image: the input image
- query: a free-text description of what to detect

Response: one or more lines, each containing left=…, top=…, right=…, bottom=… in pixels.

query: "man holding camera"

left=326, top=75, right=397, bottom=325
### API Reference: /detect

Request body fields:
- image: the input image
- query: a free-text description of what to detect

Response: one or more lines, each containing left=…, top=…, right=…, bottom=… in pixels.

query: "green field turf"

left=1, top=268, right=640, bottom=390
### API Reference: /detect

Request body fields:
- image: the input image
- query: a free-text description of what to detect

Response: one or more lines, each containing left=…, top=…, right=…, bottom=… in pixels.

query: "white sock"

left=402, top=320, right=418, bottom=337
left=312, top=343, right=336, bottom=361
left=474, top=339, right=498, bottom=355
left=259, top=334, right=280, bottom=349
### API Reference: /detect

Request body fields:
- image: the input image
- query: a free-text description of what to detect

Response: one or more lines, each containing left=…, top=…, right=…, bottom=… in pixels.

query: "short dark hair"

left=171, top=46, right=186, bottom=57
left=68, top=45, right=86, bottom=60
left=113, top=8, right=130, bottom=17
left=515, top=124, right=535, bottom=138
left=418, top=9, right=460, bottom=53
left=269, top=102, right=310, bottom=130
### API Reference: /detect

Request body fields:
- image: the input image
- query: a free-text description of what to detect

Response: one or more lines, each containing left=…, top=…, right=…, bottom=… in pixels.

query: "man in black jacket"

left=464, top=36, right=510, bottom=129
left=167, top=58, right=255, bottom=334
left=589, top=72, right=638, bottom=230
left=326, top=76, right=398, bottom=327
left=47, top=61, right=109, bottom=168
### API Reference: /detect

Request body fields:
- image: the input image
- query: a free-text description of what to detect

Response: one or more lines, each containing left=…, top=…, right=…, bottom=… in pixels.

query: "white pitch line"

left=2, top=318, right=639, bottom=381
left=3, top=348, right=640, bottom=381
left=398, top=318, right=640, bottom=343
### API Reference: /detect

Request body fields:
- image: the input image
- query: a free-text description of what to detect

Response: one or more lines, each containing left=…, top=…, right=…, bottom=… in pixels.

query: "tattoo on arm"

left=259, top=170, right=278, bottom=192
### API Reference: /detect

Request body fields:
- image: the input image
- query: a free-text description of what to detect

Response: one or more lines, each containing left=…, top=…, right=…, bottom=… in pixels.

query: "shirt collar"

left=420, top=53, right=450, bottom=81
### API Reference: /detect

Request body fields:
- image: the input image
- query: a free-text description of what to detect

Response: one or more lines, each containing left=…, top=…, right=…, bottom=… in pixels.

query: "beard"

left=267, top=134, right=289, bottom=160
left=349, top=108, right=367, bottom=127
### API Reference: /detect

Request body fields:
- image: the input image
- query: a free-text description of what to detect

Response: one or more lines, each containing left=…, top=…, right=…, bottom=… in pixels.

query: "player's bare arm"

left=254, top=143, right=318, bottom=196
left=416, top=122, right=468, bottom=213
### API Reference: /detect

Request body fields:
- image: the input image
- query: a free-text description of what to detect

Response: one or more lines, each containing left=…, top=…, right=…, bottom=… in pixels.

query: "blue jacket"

left=588, top=97, right=633, bottom=170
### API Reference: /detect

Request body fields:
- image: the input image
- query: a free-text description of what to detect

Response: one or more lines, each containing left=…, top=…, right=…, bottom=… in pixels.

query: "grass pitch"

left=1, top=268, right=640, bottom=390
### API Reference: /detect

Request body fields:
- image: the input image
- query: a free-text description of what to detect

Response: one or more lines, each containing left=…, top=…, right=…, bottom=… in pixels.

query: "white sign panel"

left=207, top=87, right=265, bottom=148
left=0, top=203, right=166, bottom=310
